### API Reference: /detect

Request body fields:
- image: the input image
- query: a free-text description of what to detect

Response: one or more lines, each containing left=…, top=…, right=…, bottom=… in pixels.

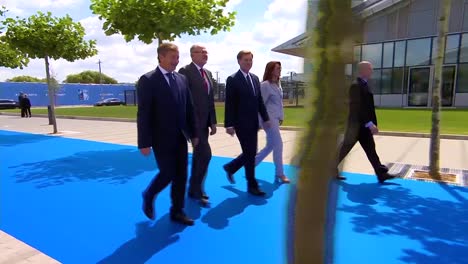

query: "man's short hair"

left=157, top=43, right=178, bottom=57
left=237, top=50, right=253, bottom=60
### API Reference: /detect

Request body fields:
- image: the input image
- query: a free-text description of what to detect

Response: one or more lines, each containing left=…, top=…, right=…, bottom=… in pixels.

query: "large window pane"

left=406, top=38, right=431, bottom=66
left=394, top=41, right=406, bottom=67
left=362, top=43, right=382, bottom=68
left=392, top=68, right=404, bottom=94
left=457, top=64, right=468, bottom=92
left=370, top=69, right=381, bottom=94
left=354, top=46, right=361, bottom=63
left=460, top=33, right=468, bottom=63
left=381, top=69, right=392, bottom=94
left=383, top=42, right=394, bottom=68
left=445, top=34, right=459, bottom=64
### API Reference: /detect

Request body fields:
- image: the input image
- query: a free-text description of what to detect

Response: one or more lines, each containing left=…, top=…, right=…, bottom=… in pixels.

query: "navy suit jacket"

left=137, top=67, right=198, bottom=150
left=224, top=70, right=269, bottom=131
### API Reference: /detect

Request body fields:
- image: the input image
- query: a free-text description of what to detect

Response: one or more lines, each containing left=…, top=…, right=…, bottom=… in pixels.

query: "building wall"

left=364, top=0, right=468, bottom=43
left=0, top=82, right=136, bottom=107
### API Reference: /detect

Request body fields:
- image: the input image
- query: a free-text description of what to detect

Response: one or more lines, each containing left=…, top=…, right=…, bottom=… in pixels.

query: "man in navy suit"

left=223, top=50, right=270, bottom=196
left=137, top=43, right=199, bottom=226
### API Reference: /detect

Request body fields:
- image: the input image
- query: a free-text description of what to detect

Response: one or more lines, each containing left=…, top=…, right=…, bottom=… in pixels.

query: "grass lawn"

left=3, top=106, right=468, bottom=135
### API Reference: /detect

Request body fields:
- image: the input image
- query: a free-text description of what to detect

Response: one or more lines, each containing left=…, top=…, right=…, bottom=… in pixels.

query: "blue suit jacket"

left=136, top=67, right=198, bottom=150
left=224, top=70, right=269, bottom=131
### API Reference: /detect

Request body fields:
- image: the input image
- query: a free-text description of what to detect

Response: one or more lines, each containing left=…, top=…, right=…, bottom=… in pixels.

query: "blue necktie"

left=246, top=74, right=256, bottom=96
left=166, top=73, right=180, bottom=104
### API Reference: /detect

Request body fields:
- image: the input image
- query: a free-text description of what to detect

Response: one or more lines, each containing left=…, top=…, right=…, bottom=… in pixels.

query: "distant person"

left=18, top=92, right=25, bottom=117
left=137, top=43, right=199, bottom=226
left=23, top=94, right=31, bottom=117
left=255, top=61, right=290, bottom=183
left=179, top=44, right=217, bottom=205
left=335, top=61, right=396, bottom=183
left=223, top=50, right=270, bottom=196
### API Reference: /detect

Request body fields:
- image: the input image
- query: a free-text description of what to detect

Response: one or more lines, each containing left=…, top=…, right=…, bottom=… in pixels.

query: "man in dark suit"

left=137, top=43, right=199, bottom=226
left=179, top=44, right=217, bottom=205
left=336, top=61, right=396, bottom=183
left=223, top=50, right=270, bottom=196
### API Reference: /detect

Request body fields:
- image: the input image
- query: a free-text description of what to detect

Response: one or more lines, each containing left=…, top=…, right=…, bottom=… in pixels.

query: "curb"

left=2, top=112, right=467, bottom=140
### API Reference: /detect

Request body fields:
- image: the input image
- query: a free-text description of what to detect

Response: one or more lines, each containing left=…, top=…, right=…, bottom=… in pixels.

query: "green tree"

left=90, top=0, right=236, bottom=45
left=2, top=11, right=97, bottom=133
left=64, top=70, right=118, bottom=84
left=291, top=0, right=361, bottom=263
left=0, top=6, right=29, bottom=69
left=429, top=0, right=451, bottom=178
left=7, top=75, right=44, bottom=82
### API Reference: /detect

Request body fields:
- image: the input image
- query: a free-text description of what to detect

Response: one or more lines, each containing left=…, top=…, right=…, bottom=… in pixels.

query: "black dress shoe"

left=142, top=194, right=155, bottom=220
left=223, top=165, right=235, bottom=184
left=336, top=175, right=347, bottom=180
left=377, top=172, right=397, bottom=183
left=248, top=187, right=266, bottom=196
left=170, top=213, right=194, bottom=226
left=202, top=193, right=209, bottom=200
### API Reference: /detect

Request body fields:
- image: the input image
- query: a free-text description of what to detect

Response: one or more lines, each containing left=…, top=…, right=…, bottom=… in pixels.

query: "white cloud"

left=0, top=0, right=306, bottom=83
left=264, top=0, right=307, bottom=20
left=0, top=0, right=83, bottom=15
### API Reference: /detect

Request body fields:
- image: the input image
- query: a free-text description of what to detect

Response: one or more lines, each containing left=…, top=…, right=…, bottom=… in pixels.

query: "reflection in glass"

left=460, top=33, right=468, bottom=63
left=457, top=64, right=468, bottom=92
left=441, top=66, right=456, bottom=106
left=381, top=69, right=392, bottom=94
left=383, top=42, right=394, bottom=68
left=393, top=68, right=404, bottom=94
left=406, top=38, right=431, bottom=66
left=408, top=67, right=430, bottom=106
left=445, top=35, right=459, bottom=64
left=369, top=69, right=381, bottom=94
left=362, top=44, right=382, bottom=68
left=394, top=41, right=406, bottom=67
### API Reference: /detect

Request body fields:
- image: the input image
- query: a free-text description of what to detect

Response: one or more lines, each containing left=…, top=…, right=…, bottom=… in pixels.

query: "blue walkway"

left=1, top=130, right=467, bottom=264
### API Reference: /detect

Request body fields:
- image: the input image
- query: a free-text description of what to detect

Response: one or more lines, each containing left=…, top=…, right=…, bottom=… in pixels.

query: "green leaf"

left=90, top=0, right=236, bottom=43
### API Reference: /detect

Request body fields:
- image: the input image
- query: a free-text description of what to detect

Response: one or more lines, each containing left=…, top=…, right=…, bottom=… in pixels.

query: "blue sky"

left=0, top=0, right=306, bottom=83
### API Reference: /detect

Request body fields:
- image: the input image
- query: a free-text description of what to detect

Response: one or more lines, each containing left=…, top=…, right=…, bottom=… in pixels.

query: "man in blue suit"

left=223, top=50, right=270, bottom=196
left=137, top=43, right=199, bottom=226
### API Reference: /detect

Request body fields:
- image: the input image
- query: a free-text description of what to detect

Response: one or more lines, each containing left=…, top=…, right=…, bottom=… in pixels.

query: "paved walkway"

left=1, top=115, right=467, bottom=263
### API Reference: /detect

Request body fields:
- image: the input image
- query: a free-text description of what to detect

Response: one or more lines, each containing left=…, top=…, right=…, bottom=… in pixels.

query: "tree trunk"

left=45, top=55, right=58, bottom=134
left=290, top=0, right=360, bottom=263
left=429, top=0, right=451, bottom=178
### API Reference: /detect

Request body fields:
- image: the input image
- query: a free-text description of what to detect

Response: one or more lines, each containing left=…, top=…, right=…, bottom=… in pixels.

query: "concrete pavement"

left=1, top=115, right=467, bottom=263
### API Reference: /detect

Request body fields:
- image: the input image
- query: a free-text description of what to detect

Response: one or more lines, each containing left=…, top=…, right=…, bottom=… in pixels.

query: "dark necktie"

left=246, top=74, right=255, bottom=96
left=166, top=72, right=180, bottom=104
left=200, top=68, right=209, bottom=94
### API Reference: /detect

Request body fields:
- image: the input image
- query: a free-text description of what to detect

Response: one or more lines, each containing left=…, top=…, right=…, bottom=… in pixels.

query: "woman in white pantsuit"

left=255, top=61, right=290, bottom=183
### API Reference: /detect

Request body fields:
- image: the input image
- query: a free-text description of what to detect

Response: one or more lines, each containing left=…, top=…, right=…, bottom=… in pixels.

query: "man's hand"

left=191, top=138, right=199, bottom=148
left=369, top=124, right=379, bottom=135
left=226, top=127, right=235, bottom=136
left=279, top=120, right=283, bottom=126
left=210, top=124, right=217, bottom=135
left=139, top=147, right=151, bottom=156
left=263, top=120, right=272, bottom=129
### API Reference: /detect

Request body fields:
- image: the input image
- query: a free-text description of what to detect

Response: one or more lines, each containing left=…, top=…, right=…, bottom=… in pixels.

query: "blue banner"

left=0, top=82, right=136, bottom=107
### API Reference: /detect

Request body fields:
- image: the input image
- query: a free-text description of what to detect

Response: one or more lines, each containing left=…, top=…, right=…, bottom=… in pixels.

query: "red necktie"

left=200, top=69, right=209, bottom=94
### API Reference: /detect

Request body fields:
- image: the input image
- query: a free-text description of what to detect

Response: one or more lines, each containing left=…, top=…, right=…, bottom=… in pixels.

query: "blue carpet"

left=1, top=130, right=467, bottom=264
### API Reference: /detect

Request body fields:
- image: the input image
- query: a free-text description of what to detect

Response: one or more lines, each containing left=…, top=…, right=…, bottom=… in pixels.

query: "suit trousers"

left=224, top=127, right=259, bottom=189
left=144, top=132, right=188, bottom=214
left=189, top=126, right=212, bottom=196
left=337, top=124, right=386, bottom=176
left=255, top=119, right=284, bottom=176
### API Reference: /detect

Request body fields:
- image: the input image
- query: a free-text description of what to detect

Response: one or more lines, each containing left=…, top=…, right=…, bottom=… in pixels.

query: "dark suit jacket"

left=136, top=67, right=198, bottom=150
left=348, top=77, right=378, bottom=127
left=178, top=62, right=217, bottom=131
left=224, top=70, right=269, bottom=131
